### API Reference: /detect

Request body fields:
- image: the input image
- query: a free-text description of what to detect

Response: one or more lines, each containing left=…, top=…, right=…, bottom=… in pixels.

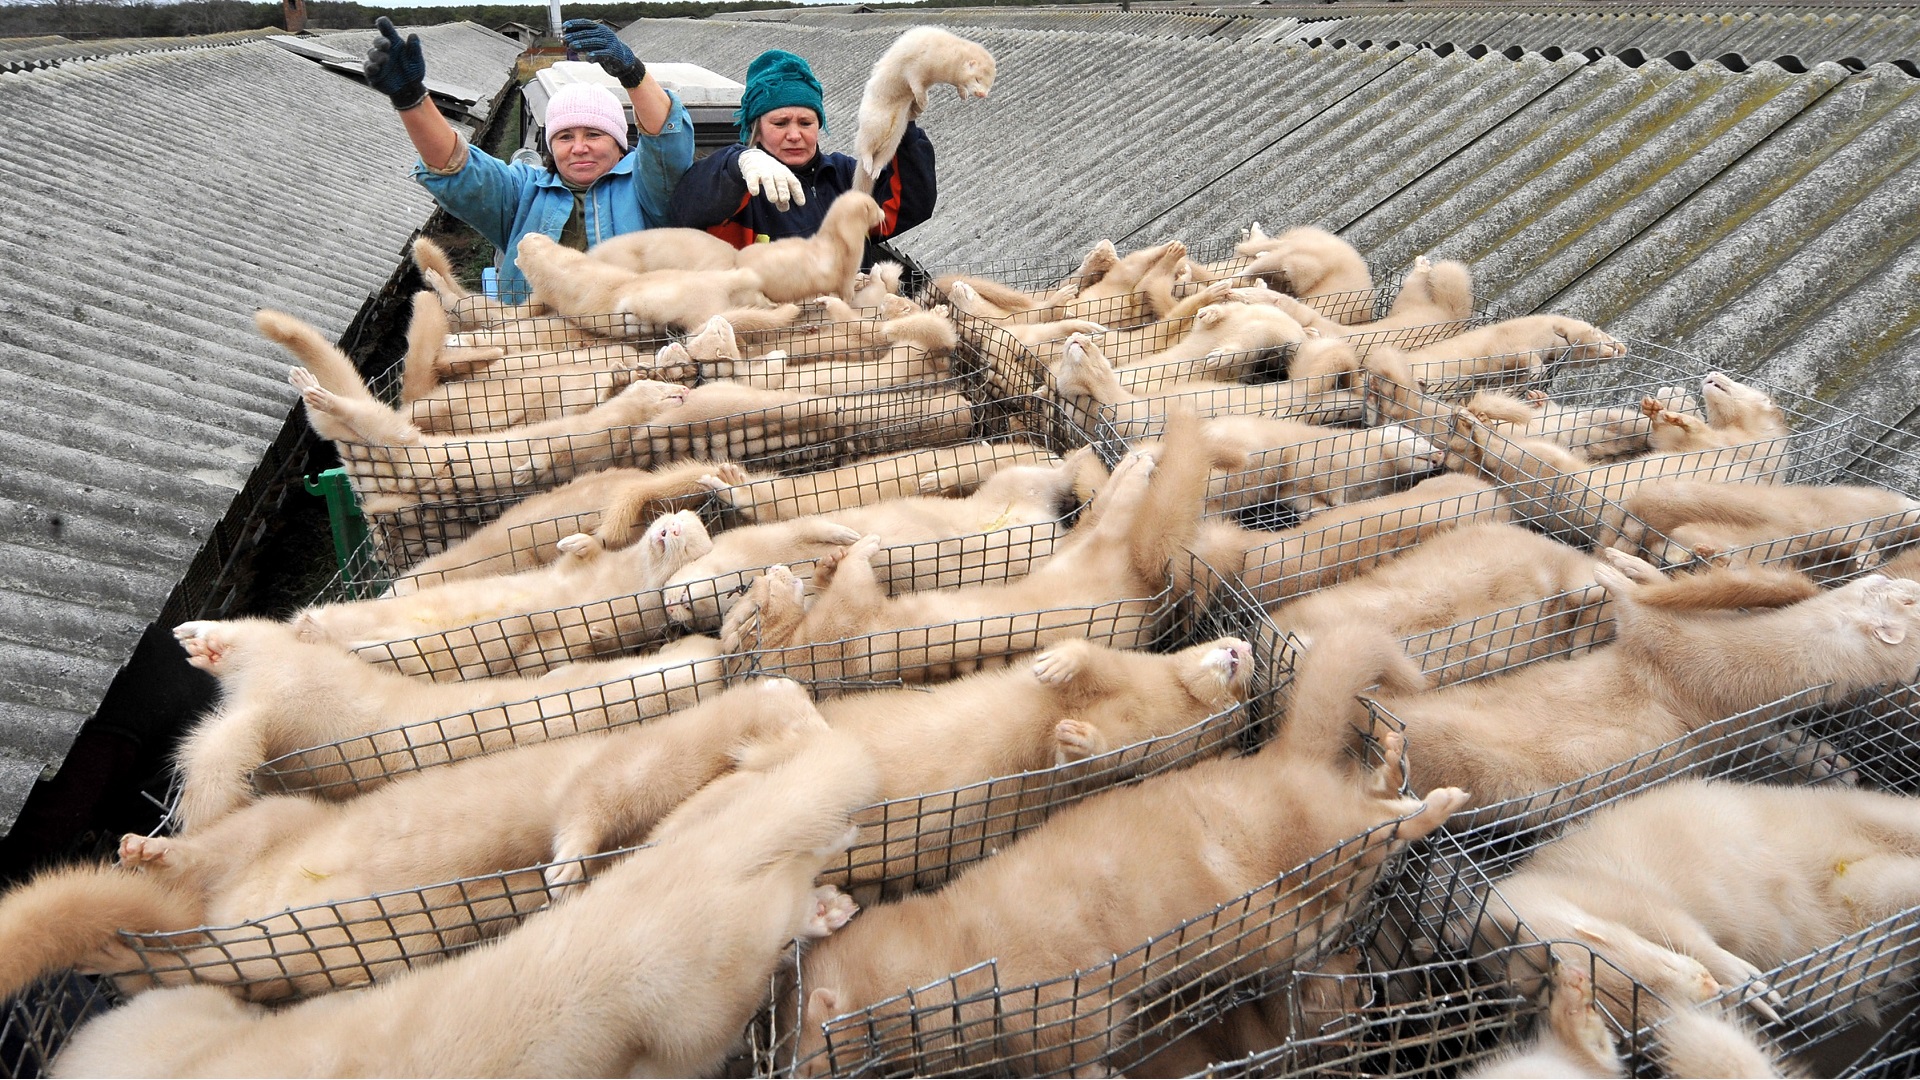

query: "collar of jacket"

left=530, top=152, right=637, bottom=191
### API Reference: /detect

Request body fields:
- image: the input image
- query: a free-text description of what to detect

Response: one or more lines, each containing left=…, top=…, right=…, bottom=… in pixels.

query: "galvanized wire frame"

left=1611, top=424, right=1920, bottom=584
left=821, top=635, right=1286, bottom=905
left=1376, top=343, right=1866, bottom=551
left=107, top=843, right=647, bottom=1003
left=0, top=973, right=120, bottom=1080
left=249, top=649, right=734, bottom=796
left=725, top=585, right=1188, bottom=692
left=782, top=798, right=1458, bottom=1078
left=442, top=302, right=666, bottom=346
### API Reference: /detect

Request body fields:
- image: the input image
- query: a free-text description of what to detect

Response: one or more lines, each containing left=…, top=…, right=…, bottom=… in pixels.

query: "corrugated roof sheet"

left=630, top=14, right=1919, bottom=442
left=0, top=24, right=520, bottom=831
left=712, top=4, right=1920, bottom=69
left=0, top=28, right=286, bottom=73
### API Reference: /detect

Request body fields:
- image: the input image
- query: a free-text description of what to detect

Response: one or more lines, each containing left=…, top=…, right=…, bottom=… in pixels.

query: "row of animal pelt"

left=12, top=372, right=1920, bottom=1075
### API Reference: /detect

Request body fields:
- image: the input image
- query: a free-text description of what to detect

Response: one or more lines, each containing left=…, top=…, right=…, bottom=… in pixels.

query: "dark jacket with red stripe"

left=667, top=122, right=936, bottom=262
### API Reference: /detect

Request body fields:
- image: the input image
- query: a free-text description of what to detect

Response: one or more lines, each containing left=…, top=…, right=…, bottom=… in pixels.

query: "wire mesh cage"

left=0, top=974, right=120, bottom=1080
left=108, top=844, right=644, bottom=1003
left=820, top=633, right=1288, bottom=905
left=1605, top=422, right=1920, bottom=585
left=1369, top=342, right=1867, bottom=552
left=726, top=585, right=1189, bottom=692
left=250, top=647, right=733, bottom=795
left=784, top=796, right=1458, bottom=1078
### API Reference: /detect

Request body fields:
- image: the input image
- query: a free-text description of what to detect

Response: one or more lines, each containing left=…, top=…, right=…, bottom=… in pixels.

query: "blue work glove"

left=364, top=17, right=428, bottom=110
left=562, top=19, right=646, bottom=88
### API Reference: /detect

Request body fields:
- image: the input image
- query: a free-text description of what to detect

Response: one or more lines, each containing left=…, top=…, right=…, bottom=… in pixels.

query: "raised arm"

left=562, top=20, right=673, bottom=136
left=364, top=18, right=464, bottom=171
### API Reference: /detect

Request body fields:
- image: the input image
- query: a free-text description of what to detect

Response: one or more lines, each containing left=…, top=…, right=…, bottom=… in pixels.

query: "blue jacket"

left=668, top=121, right=935, bottom=256
left=414, top=90, right=695, bottom=302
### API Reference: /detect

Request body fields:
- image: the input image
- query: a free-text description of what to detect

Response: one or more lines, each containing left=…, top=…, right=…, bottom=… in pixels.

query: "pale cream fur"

left=1196, top=472, right=1515, bottom=605
left=387, top=459, right=733, bottom=591
left=795, top=696, right=1467, bottom=1076
left=815, top=636, right=1255, bottom=894
left=168, top=617, right=726, bottom=827
left=1401, top=315, right=1626, bottom=385
left=1307, top=563, right=1920, bottom=815
left=1048, top=332, right=1363, bottom=439
left=1201, top=414, right=1445, bottom=520
left=1267, top=522, right=1603, bottom=684
left=516, top=232, right=771, bottom=336
left=0, top=679, right=823, bottom=1003
left=853, top=27, right=995, bottom=187
left=734, top=191, right=887, bottom=303
left=51, top=727, right=878, bottom=1079
left=259, top=309, right=690, bottom=501
left=409, top=236, right=545, bottom=331
left=1472, top=779, right=1920, bottom=1071
left=584, top=227, right=739, bottom=274
left=664, top=456, right=1085, bottom=629
left=292, top=509, right=709, bottom=662
left=712, top=441, right=1059, bottom=523
left=1465, top=387, right=1657, bottom=462
left=1240, top=226, right=1374, bottom=322
left=1616, top=478, right=1920, bottom=577
left=719, top=411, right=1221, bottom=684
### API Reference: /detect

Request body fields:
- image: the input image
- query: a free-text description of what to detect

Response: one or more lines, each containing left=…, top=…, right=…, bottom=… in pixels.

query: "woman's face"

left=756, top=107, right=821, bottom=168
left=550, top=125, right=622, bottom=185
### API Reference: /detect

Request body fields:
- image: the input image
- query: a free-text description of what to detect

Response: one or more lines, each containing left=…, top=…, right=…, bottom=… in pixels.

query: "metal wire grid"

left=345, top=381, right=1012, bottom=568
left=1612, top=425, right=1920, bottom=584
left=249, top=649, right=731, bottom=796
left=1181, top=938, right=1681, bottom=1079
left=107, top=844, right=646, bottom=1003
left=442, top=302, right=664, bottom=347
left=725, top=586, right=1187, bottom=692
left=783, top=802, right=1457, bottom=1078
left=0, top=974, right=119, bottom=1080
left=682, top=325, right=966, bottom=399
left=1377, top=345, right=1865, bottom=551
left=352, top=393, right=1078, bottom=576
left=821, top=638, right=1286, bottom=905
left=1225, top=478, right=1547, bottom=610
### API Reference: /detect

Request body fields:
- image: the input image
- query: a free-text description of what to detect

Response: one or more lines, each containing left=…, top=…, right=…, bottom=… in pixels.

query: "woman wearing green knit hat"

left=670, top=48, right=936, bottom=257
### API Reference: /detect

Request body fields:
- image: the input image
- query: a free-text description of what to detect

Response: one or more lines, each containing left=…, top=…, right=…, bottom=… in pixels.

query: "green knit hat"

left=735, top=49, right=827, bottom=143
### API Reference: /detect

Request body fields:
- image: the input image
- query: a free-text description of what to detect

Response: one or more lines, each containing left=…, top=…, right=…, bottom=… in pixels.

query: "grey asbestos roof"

left=0, top=23, right=519, bottom=831
left=0, top=29, right=286, bottom=73
left=631, top=13, right=1920, bottom=440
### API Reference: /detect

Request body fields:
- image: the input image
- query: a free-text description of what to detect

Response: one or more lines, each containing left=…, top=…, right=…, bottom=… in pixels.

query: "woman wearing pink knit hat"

left=363, top=17, right=694, bottom=302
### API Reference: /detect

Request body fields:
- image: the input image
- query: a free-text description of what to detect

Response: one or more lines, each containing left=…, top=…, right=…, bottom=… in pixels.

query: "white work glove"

left=737, top=148, right=806, bottom=211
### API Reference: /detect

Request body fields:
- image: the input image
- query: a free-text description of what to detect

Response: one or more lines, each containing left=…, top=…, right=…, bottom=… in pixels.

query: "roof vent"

left=1774, top=53, right=1808, bottom=74
left=1540, top=45, right=1564, bottom=61
left=1432, top=42, right=1456, bottom=57
left=1837, top=56, right=1867, bottom=72
left=1614, top=47, right=1648, bottom=67
left=1502, top=45, right=1525, bottom=61
left=1664, top=50, right=1697, bottom=70
left=1465, top=43, right=1490, bottom=59
left=1712, top=52, right=1750, bottom=72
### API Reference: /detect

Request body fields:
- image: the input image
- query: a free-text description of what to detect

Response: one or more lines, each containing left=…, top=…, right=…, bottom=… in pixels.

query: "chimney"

left=283, top=0, right=307, bottom=33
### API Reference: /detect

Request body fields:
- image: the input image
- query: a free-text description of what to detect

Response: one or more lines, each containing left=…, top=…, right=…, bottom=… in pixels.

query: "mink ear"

left=1871, top=619, right=1907, bottom=645
left=807, top=987, right=841, bottom=1023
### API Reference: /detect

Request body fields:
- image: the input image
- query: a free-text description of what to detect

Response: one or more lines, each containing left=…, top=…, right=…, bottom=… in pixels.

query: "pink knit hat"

left=544, top=83, right=630, bottom=151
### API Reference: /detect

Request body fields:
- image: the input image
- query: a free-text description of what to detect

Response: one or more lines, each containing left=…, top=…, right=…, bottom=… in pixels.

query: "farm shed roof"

left=626, top=11, right=1920, bottom=440
left=0, top=23, right=520, bottom=837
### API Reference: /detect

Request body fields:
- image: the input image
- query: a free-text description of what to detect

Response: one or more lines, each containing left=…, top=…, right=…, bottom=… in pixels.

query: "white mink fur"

left=853, top=27, right=995, bottom=187
left=169, top=617, right=726, bottom=829
left=794, top=662, right=1467, bottom=1077
left=584, top=226, right=739, bottom=274
left=711, top=441, right=1058, bottom=524
left=1048, top=332, right=1363, bottom=439
left=1200, top=414, right=1444, bottom=520
left=0, top=679, right=823, bottom=1003
left=1305, top=559, right=1920, bottom=815
left=662, top=453, right=1087, bottom=629
left=290, top=510, right=710, bottom=673
left=719, top=410, right=1224, bottom=684
left=516, top=232, right=771, bottom=337
left=387, top=459, right=734, bottom=592
left=814, top=632, right=1255, bottom=892
left=50, top=725, right=879, bottom=1079
left=734, top=191, right=887, bottom=303
left=1467, top=780, right=1920, bottom=1071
